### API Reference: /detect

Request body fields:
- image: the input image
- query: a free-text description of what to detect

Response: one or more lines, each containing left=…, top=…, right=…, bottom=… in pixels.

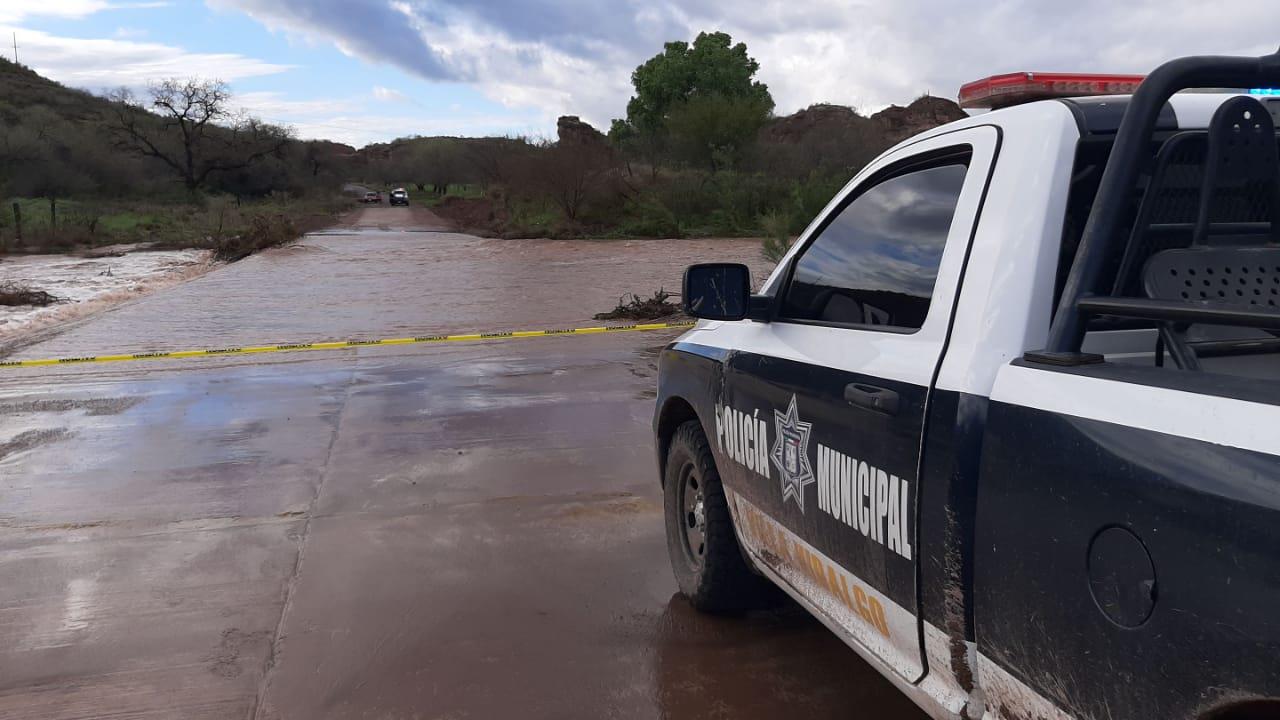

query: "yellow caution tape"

left=0, top=321, right=697, bottom=370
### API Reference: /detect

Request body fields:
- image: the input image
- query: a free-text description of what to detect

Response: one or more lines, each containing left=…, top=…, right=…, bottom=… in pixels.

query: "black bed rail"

left=1077, top=297, right=1280, bottom=330
left=1035, top=49, right=1280, bottom=363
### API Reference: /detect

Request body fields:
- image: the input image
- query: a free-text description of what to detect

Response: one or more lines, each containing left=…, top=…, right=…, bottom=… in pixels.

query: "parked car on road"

left=654, top=50, right=1280, bottom=720
left=361, top=191, right=381, bottom=204
left=389, top=188, right=409, bottom=206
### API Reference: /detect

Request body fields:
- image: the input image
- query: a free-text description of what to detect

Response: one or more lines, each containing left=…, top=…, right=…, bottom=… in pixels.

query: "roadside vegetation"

left=0, top=194, right=347, bottom=254
left=0, top=31, right=963, bottom=264
left=358, top=31, right=965, bottom=259
left=0, top=60, right=354, bottom=258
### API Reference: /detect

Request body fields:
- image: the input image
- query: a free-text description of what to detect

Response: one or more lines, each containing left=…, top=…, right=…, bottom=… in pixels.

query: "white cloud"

left=0, top=26, right=290, bottom=89
left=425, top=10, right=635, bottom=126
left=234, top=90, right=545, bottom=147
left=372, top=85, right=408, bottom=102
left=0, top=1, right=170, bottom=24
left=284, top=113, right=547, bottom=147
left=283, top=111, right=547, bottom=147
left=15, top=0, right=1280, bottom=147
left=211, top=0, right=1280, bottom=131
left=235, top=90, right=363, bottom=118
left=658, top=0, right=1280, bottom=115
left=0, top=1, right=113, bottom=23
left=205, top=0, right=452, bottom=79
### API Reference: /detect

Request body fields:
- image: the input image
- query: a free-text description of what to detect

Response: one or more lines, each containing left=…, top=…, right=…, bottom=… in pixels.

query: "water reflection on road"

left=0, top=210, right=926, bottom=719
left=652, top=594, right=926, bottom=719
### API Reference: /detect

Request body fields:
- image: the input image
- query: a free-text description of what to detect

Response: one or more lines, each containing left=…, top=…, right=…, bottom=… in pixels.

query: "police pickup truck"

left=653, top=51, right=1280, bottom=720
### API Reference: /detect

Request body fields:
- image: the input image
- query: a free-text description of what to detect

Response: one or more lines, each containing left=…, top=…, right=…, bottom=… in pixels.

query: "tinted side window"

left=780, top=161, right=969, bottom=330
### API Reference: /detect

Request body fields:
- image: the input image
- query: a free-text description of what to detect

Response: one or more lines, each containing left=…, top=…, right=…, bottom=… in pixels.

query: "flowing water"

left=3, top=221, right=773, bottom=361
left=0, top=249, right=213, bottom=344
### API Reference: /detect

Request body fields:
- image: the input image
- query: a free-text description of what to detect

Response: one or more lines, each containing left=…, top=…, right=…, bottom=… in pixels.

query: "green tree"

left=408, top=139, right=470, bottom=195
left=610, top=31, right=773, bottom=167
left=665, top=93, right=773, bottom=171
left=0, top=110, right=94, bottom=233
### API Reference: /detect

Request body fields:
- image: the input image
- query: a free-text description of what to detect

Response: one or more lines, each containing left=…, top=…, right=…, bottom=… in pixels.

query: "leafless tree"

left=108, top=78, right=293, bottom=192
left=465, top=136, right=532, bottom=191
left=539, top=139, right=619, bottom=221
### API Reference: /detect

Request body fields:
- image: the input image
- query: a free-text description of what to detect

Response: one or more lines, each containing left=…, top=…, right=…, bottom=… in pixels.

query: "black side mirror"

left=683, top=263, right=752, bottom=321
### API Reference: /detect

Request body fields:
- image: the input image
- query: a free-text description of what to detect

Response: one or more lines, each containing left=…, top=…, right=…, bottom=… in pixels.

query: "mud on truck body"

left=653, top=51, right=1280, bottom=720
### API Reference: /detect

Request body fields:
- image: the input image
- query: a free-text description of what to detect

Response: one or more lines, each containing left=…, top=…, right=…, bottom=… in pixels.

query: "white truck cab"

left=654, top=52, right=1280, bottom=720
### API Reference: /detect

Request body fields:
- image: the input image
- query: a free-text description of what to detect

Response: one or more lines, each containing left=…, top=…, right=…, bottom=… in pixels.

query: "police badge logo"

left=770, top=395, right=815, bottom=512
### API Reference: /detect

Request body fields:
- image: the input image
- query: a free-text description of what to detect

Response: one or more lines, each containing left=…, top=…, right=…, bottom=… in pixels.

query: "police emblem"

left=770, top=395, right=815, bottom=512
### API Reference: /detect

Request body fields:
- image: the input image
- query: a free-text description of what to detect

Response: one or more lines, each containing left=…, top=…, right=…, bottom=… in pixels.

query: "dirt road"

left=0, top=207, right=926, bottom=719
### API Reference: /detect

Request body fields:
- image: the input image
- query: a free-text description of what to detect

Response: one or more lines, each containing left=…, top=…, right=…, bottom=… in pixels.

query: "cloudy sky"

left=4, top=1, right=1280, bottom=147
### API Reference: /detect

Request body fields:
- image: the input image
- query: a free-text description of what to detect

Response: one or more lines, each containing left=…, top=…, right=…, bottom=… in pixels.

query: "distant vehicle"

left=655, top=50, right=1280, bottom=720
left=389, top=188, right=409, bottom=206
left=360, top=191, right=381, bottom=204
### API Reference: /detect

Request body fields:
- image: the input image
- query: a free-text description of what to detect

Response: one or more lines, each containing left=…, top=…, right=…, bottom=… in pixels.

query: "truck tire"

left=664, top=420, right=775, bottom=613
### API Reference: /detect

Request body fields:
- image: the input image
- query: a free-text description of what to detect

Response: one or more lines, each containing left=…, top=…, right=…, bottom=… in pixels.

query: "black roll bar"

left=1040, top=49, right=1280, bottom=359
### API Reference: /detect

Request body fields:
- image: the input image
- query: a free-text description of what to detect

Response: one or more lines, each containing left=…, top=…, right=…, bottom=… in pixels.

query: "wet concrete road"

left=0, top=208, right=927, bottom=719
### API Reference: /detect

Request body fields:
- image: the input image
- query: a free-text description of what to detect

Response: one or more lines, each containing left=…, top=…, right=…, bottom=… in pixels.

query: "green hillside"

left=0, top=58, right=353, bottom=254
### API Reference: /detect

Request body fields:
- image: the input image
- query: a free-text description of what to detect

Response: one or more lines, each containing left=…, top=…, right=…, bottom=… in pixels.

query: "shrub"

left=504, top=198, right=560, bottom=238
left=759, top=210, right=793, bottom=263
left=213, top=213, right=298, bottom=262
left=615, top=193, right=680, bottom=237
left=789, top=171, right=846, bottom=233
left=704, top=172, right=785, bottom=235
left=652, top=172, right=720, bottom=231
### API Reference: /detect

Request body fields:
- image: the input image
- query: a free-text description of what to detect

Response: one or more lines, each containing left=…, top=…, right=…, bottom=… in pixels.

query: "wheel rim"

left=678, top=461, right=707, bottom=568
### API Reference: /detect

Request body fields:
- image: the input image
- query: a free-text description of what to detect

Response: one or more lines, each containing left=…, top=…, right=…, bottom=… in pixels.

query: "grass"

left=0, top=193, right=352, bottom=256
left=506, top=199, right=561, bottom=236
left=97, top=212, right=161, bottom=235
left=1, top=198, right=59, bottom=232
left=412, top=184, right=485, bottom=208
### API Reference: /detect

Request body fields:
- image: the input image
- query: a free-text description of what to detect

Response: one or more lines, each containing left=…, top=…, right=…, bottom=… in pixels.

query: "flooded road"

left=2, top=206, right=771, bottom=362
left=0, top=207, right=927, bottom=719
left=0, top=248, right=212, bottom=345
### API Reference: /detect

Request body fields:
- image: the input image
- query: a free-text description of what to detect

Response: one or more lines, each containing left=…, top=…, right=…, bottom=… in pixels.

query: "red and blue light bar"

left=959, top=72, right=1147, bottom=109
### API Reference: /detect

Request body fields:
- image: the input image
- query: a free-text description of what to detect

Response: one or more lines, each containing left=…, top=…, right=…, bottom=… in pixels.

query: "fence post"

left=12, top=202, right=21, bottom=249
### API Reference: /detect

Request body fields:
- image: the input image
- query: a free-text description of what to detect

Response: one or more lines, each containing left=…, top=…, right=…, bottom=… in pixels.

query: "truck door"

left=714, top=126, right=998, bottom=681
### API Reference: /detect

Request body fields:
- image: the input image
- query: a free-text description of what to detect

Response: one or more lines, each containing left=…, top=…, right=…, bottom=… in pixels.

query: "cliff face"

left=869, top=96, right=968, bottom=143
left=354, top=94, right=965, bottom=163
left=760, top=103, right=872, bottom=145
left=556, top=115, right=608, bottom=147
left=307, top=140, right=359, bottom=158
left=762, top=96, right=968, bottom=147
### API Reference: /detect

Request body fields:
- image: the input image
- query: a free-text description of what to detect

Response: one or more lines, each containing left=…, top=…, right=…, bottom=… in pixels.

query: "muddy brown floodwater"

left=0, top=207, right=928, bottom=719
